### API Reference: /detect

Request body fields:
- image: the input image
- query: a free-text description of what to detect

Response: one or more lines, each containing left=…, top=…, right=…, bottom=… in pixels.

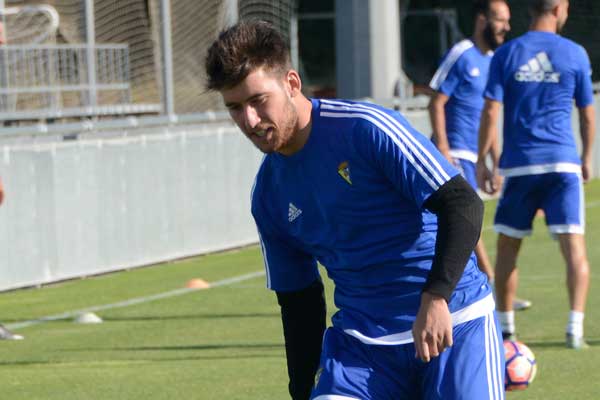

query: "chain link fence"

left=4, top=0, right=600, bottom=121
left=1, top=0, right=303, bottom=120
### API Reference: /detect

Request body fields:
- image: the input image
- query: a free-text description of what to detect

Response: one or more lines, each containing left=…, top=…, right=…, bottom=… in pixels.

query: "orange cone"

left=185, top=278, right=210, bottom=289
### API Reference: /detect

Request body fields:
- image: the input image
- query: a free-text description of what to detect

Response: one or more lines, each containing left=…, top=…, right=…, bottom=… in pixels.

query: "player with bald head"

left=478, top=0, right=594, bottom=349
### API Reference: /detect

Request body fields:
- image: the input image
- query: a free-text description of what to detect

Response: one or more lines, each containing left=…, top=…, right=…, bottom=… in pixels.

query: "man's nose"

left=243, top=105, right=260, bottom=129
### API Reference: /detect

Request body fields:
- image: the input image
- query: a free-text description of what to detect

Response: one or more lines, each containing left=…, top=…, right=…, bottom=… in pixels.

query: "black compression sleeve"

left=276, top=279, right=327, bottom=400
left=422, top=175, right=484, bottom=301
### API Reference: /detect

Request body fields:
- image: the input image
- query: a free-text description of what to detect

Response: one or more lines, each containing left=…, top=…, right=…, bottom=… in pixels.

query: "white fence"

left=1, top=97, right=599, bottom=292
left=0, top=44, right=161, bottom=121
left=0, top=117, right=262, bottom=291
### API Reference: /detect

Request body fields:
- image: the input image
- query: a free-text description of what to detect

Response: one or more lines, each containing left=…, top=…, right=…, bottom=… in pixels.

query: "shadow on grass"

left=102, top=312, right=280, bottom=322
left=0, top=352, right=284, bottom=367
left=522, top=338, right=599, bottom=349
left=67, top=342, right=284, bottom=352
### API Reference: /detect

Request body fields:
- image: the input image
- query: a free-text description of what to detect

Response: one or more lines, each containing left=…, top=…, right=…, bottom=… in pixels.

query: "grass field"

left=1, top=180, right=600, bottom=399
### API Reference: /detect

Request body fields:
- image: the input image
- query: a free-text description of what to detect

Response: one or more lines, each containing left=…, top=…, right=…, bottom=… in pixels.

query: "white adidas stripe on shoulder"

left=319, top=99, right=451, bottom=190
left=429, top=39, right=474, bottom=90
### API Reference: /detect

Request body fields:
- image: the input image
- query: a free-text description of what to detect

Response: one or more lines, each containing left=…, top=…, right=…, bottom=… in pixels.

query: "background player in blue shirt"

left=478, top=0, right=595, bottom=349
left=206, top=21, right=505, bottom=399
left=428, top=0, right=535, bottom=312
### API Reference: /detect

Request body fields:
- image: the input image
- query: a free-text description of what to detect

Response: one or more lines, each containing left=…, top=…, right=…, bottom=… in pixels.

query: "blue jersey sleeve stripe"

left=320, top=110, right=442, bottom=190
left=249, top=155, right=267, bottom=202
left=429, top=39, right=473, bottom=90
left=321, top=100, right=452, bottom=186
left=251, top=155, right=271, bottom=289
left=256, top=230, right=272, bottom=289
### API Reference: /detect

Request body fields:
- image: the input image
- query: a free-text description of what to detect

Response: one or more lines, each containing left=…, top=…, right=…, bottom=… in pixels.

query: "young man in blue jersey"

left=206, top=21, right=505, bottom=399
left=429, top=0, right=510, bottom=178
left=477, top=0, right=595, bottom=349
left=428, top=0, right=537, bottom=312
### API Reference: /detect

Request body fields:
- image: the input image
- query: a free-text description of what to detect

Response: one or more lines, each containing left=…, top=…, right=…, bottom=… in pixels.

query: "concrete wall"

left=0, top=122, right=263, bottom=291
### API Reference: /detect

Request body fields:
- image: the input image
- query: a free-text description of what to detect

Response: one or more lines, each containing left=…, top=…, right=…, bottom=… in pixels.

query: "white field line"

left=5, top=270, right=265, bottom=331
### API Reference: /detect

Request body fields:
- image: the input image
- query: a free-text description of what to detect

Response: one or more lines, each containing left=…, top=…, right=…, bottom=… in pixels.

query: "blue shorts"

left=452, top=158, right=477, bottom=190
left=311, top=312, right=505, bottom=400
left=494, top=172, right=584, bottom=238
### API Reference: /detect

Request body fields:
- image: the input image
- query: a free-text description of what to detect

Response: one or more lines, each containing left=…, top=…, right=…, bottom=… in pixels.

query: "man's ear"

left=286, top=69, right=302, bottom=97
left=550, top=2, right=561, bottom=18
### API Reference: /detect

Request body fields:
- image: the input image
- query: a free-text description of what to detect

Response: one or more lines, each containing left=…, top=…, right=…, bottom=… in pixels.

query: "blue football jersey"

left=485, top=31, right=594, bottom=175
left=430, top=39, right=493, bottom=162
left=251, top=98, right=492, bottom=344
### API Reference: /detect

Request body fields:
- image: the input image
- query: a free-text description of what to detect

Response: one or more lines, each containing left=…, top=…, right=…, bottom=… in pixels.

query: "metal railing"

left=0, top=44, right=161, bottom=121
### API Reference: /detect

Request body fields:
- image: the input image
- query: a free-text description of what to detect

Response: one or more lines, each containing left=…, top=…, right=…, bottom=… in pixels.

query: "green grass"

left=1, top=180, right=600, bottom=399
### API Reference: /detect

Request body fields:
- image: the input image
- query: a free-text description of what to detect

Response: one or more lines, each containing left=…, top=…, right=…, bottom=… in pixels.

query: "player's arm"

left=428, top=92, right=452, bottom=161
left=355, top=114, right=480, bottom=363
left=423, top=175, right=484, bottom=301
left=252, top=194, right=324, bottom=400
left=578, top=105, right=596, bottom=183
left=0, top=176, right=4, bottom=205
left=412, top=175, right=484, bottom=362
left=276, top=280, right=326, bottom=400
left=476, top=99, right=503, bottom=194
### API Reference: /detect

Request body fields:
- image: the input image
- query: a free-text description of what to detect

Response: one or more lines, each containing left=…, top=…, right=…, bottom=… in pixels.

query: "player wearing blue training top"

left=477, top=0, right=595, bottom=349
left=206, top=21, right=505, bottom=399
left=429, top=0, right=515, bottom=294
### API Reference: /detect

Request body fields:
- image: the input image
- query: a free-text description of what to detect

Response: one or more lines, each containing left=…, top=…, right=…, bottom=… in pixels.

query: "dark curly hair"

left=205, top=20, right=291, bottom=91
left=473, top=0, right=508, bottom=17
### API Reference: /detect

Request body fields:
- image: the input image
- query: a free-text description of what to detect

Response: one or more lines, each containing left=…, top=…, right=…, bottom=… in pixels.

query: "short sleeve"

left=574, top=45, right=594, bottom=108
left=354, top=110, right=459, bottom=208
left=252, top=194, right=319, bottom=292
left=484, top=51, right=505, bottom=102
left=429, top=51, right=464, bottom=97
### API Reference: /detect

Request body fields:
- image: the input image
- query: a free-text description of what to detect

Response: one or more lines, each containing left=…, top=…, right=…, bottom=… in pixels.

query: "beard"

left=255, top=96, right=299, bottom=154
left=483, top=24, right=503, bottom=50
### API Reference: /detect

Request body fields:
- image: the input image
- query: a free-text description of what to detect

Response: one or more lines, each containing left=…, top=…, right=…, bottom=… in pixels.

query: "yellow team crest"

left=337, top=161, right=352, bottom=185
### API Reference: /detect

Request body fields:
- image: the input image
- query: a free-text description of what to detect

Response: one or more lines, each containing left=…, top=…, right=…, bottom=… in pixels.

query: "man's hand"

left=0, top=177, right=4, bottom=206
left=476, top=160, right=502, bottom=195
left=412, top=292, right=453, bottom=363
left=581, top=158, right=591, bottom=183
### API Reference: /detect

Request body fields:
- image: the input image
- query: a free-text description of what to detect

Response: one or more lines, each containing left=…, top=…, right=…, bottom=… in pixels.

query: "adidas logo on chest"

left=288, top=203, right=302, bottom=222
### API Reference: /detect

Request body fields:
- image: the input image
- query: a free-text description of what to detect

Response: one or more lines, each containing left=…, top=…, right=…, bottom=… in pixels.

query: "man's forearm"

left=428, top=94, right=451, bottom=157
left=478, top=100, right=500, bottom=163
left=277, top=279, right=327, bottom=400
left=579, top=105, right=596, bottom=161
left=423, top=175, right=484, bottom=301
